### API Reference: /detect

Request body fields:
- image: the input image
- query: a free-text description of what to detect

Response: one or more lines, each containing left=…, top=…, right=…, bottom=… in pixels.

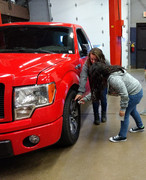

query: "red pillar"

left=0, top=12, right=2, bottom=24
left=109, top=0, right=124, bottom=65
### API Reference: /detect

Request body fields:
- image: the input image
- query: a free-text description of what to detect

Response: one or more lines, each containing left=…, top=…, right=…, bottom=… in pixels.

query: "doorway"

left=136, top=23, right=146, bottom=68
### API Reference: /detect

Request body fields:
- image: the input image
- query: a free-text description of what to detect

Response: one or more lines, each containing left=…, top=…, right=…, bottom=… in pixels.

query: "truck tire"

left=58, top=89, right=81, bottom=146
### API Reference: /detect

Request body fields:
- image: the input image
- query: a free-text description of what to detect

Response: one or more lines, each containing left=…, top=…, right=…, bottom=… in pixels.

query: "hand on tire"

left=74, top=94, right=82, bottom=101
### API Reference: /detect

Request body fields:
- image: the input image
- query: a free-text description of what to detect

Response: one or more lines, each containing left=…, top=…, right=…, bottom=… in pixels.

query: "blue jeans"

left=92, top=88, right=107, bottom=114
left=119, top=89, right=143, bottom=138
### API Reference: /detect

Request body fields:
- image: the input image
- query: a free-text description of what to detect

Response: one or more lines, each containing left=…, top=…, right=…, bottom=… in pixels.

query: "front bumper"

left=0, top=117, right=63, bottom=158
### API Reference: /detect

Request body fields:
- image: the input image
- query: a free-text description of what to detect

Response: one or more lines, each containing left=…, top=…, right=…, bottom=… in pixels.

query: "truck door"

left=76, top=28, right=92, bottom=93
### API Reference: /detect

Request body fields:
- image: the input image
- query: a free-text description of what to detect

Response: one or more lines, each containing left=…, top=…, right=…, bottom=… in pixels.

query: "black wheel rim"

left=69, top=100, right=79, bottom=135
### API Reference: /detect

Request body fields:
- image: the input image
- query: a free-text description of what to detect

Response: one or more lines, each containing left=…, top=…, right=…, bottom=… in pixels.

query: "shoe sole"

left=109, top=137, right=127, bottom=143
left=129, top=129, right=144, bottom=133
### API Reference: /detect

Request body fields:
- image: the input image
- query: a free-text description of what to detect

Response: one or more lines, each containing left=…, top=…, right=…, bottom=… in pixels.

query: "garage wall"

left=50, top=0, right=110, bottom=62
left=130, top=0, right=146, bottom=68
left=121, top=0, right=130, bottom=68
left=29, top=0, right=51, bottom=22
left=131, top=0, right=146, bottom=28
left=28, top=0, right=130, bottom=67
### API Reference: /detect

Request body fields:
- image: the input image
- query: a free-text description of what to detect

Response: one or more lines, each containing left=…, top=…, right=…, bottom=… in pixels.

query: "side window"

left=76, top=29, right=92, bottom=57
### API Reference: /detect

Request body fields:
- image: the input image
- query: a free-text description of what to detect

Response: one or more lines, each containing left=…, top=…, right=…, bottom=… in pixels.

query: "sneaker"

left=109, top=135, right=127, bottom=143
left=129, top=126, right=145, bottom=133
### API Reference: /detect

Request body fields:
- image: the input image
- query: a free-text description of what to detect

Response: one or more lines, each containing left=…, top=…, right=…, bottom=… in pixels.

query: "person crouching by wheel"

left=82, top=62, right=144, bottom=142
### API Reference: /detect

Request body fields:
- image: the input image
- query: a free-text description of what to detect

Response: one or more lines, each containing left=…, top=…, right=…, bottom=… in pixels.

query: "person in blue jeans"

left=75, top=48, right=110, bottom=125
left=92, top=87, right=107, bottom=123
left=81, top=62, right=144, bottom=142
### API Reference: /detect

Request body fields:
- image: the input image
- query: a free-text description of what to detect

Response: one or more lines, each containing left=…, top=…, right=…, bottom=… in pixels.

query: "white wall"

left=50, top=0, right=110, bottom=62
left=121, top=0, right=130, bottom=68
left=28, top=0, right=130, bottom=67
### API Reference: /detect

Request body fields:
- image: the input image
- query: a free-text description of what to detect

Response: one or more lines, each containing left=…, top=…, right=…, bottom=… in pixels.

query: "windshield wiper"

left=0, top=48, right=53, bottom=53
left=35, top=49, right=53, bottom=53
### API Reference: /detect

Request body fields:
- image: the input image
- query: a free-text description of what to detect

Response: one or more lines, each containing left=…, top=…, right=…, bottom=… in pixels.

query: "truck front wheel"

left=59, top=90, right=81, bottom=146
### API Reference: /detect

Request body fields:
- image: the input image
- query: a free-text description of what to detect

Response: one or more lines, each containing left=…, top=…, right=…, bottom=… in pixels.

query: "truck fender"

left=56, top=71, right=80, bottom=113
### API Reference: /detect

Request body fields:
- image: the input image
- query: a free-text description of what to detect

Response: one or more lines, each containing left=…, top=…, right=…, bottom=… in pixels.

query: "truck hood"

left=0, top=53, right=68, bottom=85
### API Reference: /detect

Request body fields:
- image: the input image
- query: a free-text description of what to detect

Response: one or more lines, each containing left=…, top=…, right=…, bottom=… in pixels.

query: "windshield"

left=0, top=25, right=75, bottom=54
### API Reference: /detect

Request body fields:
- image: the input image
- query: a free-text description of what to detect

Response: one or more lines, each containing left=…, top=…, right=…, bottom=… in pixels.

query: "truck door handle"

left=75, top=64, right=81, bottom=69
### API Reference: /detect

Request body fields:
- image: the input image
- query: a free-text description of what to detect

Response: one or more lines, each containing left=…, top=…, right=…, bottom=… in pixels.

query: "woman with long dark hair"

left=81, top=62, right=144, bottom=142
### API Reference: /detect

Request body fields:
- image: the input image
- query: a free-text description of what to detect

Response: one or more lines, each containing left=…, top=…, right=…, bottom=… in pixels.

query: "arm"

left=75, top=61, right=88, bottom=101
left=78, top=61, right=88, bottom=94
left=78, top=92, right=91, bottom=104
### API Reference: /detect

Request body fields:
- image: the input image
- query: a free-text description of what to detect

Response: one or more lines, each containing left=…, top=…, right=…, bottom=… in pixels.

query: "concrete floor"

left=0, top=69, right=146, bottom=180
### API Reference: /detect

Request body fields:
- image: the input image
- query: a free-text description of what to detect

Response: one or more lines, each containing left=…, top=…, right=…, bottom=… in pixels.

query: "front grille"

left=0, top=83, right=5, bottom=118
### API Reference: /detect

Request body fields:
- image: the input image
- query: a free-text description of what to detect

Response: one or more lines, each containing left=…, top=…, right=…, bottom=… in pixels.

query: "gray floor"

left=1, top=69, right=146, bottom=180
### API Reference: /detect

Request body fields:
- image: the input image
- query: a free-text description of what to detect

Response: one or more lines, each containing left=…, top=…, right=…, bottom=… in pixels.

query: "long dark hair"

left=89, top=62, right=125, bottom=101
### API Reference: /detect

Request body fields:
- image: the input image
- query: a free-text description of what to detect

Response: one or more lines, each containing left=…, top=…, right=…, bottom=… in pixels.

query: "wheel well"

left=66, top=84, right=78, bottom=99
left=70, top=84, right=78, bottom=92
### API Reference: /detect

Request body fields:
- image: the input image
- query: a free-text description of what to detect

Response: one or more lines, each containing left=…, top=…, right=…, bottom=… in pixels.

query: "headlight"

left=14, top=83, right=56, bottom=120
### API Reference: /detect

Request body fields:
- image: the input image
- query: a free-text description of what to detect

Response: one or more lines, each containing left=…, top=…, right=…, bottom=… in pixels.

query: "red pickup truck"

left=0, top=22, right=91, bottom=158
